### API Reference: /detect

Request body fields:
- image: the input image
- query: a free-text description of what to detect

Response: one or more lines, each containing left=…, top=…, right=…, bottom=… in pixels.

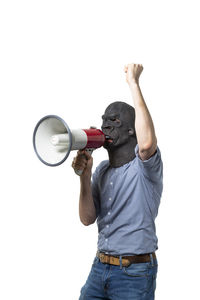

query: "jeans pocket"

left=122, top=262, right=150, bottom=277
left=122, top=262, right=151, bottom=294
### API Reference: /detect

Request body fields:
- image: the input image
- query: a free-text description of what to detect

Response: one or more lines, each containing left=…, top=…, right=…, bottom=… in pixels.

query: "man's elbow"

left=139, top=138, right=157, bottom=160
left=80, top=217, right=96, bottom=226
left=141, top=136, right=157, bottom=152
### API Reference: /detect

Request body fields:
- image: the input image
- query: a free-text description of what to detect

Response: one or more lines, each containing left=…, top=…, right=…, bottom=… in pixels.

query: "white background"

left=0, top=0, right=200, bottom=299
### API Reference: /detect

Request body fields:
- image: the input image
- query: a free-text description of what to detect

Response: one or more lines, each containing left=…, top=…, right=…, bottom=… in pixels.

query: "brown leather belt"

left=97, top=251, right=156, bottom=267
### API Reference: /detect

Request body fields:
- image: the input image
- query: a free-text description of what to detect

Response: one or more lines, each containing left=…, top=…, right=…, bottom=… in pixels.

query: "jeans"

left=79, top=255, right=158, bottom=300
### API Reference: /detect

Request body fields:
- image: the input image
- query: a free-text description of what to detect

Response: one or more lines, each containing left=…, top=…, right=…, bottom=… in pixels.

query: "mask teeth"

left=105, top=135, right=110, bottom=139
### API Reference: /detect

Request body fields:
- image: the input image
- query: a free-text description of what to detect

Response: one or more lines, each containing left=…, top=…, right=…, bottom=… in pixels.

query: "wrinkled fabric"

left=92, top=144, right=163, bottom=256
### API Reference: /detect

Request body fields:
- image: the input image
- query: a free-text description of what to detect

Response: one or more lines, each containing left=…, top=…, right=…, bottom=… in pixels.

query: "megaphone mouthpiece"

left=82, top=129, right=105, bottom=149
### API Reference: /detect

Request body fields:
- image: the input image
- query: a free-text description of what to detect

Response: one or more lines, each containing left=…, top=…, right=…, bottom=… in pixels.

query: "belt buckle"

left=99, top=253, right=111, bottom=264
left=99, top=253, right=105, bottom=263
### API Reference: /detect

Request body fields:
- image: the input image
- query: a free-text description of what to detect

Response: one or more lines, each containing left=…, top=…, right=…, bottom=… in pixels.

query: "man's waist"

left=96, top=251, right=156, bottom=267
left=97, top=229, right=158, bottom=251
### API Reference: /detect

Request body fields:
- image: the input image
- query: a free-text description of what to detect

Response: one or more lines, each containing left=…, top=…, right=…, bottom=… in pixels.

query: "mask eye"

left=110, top=118, right=120, bottom=123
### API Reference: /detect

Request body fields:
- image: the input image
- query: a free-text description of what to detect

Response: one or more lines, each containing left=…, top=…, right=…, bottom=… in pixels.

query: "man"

left=72, top=63, right=163, bottom=300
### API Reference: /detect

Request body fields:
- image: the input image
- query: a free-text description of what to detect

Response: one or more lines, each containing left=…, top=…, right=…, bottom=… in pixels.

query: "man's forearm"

left=124, top=63, right=157, bottom=152
left=79, top=175, right=96, bottom=226
left=129, top=82, right=157, bottom=150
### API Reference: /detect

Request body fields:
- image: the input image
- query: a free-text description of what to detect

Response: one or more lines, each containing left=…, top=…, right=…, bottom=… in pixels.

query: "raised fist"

left=124, top=63, right=143, bottom=85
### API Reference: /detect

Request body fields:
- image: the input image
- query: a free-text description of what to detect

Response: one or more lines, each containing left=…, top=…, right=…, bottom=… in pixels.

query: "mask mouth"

left=105, top=135, right=114, bottom=143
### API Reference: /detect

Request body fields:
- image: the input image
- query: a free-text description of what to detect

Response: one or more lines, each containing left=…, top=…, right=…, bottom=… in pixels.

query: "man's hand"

left=72, top=150, right=93, bottom=178
left=124, top=63, right=143, bottom=85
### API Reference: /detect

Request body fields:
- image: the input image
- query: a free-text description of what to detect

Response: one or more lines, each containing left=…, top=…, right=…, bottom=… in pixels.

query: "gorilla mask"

left=101, top=101, right=137, bottom=167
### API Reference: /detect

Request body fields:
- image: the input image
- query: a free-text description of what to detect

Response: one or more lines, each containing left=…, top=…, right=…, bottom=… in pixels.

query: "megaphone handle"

left=74, top=148, right=94, bottom=176
left=85, top=148, right=93, bottom=155
left=74, top=169, right=84, bottom=176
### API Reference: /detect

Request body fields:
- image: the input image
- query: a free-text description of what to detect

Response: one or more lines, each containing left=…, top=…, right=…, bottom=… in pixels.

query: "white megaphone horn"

left=33, top=115, right=105, bottom=175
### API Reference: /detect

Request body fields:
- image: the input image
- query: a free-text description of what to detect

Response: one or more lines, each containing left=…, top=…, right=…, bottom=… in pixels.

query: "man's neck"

left=107, top=140, right=137, bottom=168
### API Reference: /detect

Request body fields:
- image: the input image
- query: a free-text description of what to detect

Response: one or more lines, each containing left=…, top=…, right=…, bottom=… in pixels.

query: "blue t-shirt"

left=91, top=144, right=163, bottom=256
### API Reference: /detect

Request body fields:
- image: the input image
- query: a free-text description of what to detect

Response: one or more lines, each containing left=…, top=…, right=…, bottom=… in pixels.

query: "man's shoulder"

left=92, top=160, right=109, bottom=182
left=96, top=160, right=109, bottom=173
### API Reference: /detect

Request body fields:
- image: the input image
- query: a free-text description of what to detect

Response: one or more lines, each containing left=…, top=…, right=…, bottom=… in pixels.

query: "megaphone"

left=33, top=115, right=105, bottom=174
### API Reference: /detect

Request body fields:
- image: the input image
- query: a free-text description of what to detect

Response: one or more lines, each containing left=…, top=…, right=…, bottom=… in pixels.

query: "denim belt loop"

left=119, top=255, right=122, bottom=269
left=150, top=253, right=154, bottom=266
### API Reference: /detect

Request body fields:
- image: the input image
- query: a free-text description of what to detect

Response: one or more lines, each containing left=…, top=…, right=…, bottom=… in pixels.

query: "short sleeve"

left=135, top=144, right=163, bottom=184
left=91, top=166, right=101, bottom=217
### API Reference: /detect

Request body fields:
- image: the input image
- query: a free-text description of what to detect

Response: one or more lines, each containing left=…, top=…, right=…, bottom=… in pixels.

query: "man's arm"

left=72, top=150, right=97, bottom=226
left=124, top=63, right=157, bottom=161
